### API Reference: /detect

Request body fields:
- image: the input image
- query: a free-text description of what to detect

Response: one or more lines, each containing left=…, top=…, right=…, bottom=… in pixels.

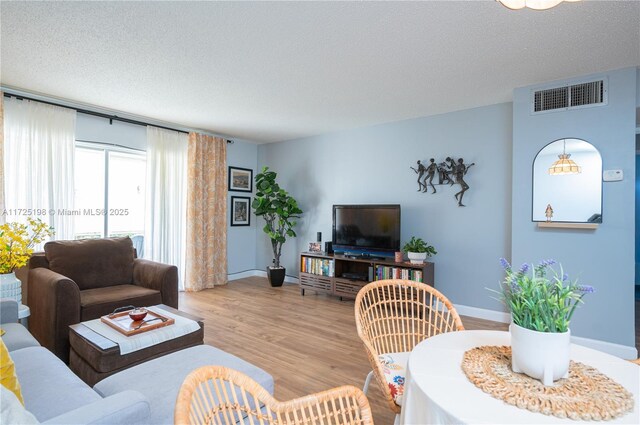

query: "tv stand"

left=299, top=252, right=434, bottom=300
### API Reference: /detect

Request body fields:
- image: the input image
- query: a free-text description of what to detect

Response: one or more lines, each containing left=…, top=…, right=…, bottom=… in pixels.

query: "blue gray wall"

left=512, top=67, right=637, bottom=347
left=257, top=103, right=513, bottom=311
left=637, top=67, right=640, bottom=108
left=76, top=113, right=147, bottom=150
left=227, top=139, right=258, bottom=275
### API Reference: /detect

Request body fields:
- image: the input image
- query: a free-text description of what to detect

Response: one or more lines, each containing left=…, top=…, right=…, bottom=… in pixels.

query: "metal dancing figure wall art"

left=410, top=156, right=475, bottom=207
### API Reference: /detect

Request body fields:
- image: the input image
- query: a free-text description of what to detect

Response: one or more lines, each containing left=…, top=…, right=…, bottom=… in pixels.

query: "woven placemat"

left=461, top=346, right=634, bottom=421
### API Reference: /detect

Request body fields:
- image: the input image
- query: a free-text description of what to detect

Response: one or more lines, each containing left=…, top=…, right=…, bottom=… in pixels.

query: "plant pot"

left=407, top=252, right=427, bottom=264
left=0, top=272, right=22, bottom=304
left=266, top=267, right=286, bottom=287
left=510, top=322, right=570, bottom=386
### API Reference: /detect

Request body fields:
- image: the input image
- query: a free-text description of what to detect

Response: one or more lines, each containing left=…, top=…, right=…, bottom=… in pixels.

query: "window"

left=74, top=143, right=146, bottom=239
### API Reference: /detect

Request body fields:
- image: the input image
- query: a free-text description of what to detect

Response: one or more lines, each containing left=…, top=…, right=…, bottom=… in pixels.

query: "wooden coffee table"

left=69, top=304, right=204, bottom=386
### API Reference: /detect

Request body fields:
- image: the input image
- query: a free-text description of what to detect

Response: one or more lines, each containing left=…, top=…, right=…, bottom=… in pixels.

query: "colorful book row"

left=375, top=266, right=423, bottom=282
left=301, top=257, right=335, bottom=277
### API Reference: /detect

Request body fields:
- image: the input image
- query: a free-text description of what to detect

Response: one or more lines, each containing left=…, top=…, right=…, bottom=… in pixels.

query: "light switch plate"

left=603, top=169, right=623, bottom=182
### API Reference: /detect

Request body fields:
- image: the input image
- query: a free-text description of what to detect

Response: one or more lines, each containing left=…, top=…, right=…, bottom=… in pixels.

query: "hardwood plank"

left=178, top=277, right=506, bottom=425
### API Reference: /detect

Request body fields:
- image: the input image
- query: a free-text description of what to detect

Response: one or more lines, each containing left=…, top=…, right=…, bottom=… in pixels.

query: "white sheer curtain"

left=3, top=98, right=76, bottom=239
left=144, top=126, right=188, bottom=289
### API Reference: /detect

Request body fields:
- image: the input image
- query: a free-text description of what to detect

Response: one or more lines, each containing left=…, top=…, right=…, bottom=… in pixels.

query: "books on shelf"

left=375, top=265, right=423, bottom=282
left=301, top=256, right=334, bottom=277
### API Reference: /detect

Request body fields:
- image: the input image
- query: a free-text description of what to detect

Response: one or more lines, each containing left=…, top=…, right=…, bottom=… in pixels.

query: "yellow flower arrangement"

left=0, top=218, right=54, bottom=274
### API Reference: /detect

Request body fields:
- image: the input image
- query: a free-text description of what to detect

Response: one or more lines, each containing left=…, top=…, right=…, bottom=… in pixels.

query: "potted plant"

left=0, top=218, right=54, bottom=303
left=252, top=167, right=303, bottom=287
left=494, top=258, right=594, bottom=385
left=402, top=236, right=437, bottom=264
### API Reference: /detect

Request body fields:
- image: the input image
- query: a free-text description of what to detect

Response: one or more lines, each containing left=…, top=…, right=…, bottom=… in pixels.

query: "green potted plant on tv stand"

left=402, top=236, right=438, bottom=264
left=252, top=166, right=303, bottom=287
left=402, top=236, right=437, bottom=264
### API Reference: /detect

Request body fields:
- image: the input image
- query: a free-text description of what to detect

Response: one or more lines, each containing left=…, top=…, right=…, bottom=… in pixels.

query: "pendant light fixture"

left=548, top=140, right=581, bottom=175
left=497, top=0, right=581, bottom=11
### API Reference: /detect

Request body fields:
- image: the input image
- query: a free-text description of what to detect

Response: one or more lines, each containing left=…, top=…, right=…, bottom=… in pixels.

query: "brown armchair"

left=28, top=237, right=178, bottom=362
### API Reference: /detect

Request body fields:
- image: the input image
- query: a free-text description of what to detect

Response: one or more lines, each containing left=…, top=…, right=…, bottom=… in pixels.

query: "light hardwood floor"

left=179, top=277, right=509, bottom=425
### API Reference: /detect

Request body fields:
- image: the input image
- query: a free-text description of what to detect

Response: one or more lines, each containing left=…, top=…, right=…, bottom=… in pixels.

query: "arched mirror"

left=532, top=138, right=602, bottom=223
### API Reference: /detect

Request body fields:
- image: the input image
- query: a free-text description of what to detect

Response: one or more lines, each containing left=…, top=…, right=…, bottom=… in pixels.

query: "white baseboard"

left=227, top=270, right=260, bottom=281
left=570, top=336, right=638, bottom=360
left=454, top=304, right=511, bottom=323
left=252, top=270, right=299, bottom=284
left=455, top=303, right=638, bottom=359
left=228, top=269, right=299, bottom=284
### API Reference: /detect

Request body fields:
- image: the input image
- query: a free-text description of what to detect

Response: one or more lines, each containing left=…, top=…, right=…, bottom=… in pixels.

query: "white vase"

left=510, top=323, right=570, bottom=386
left=407, top=252, right=427, bottom=264
left=0, top=272, right=22, bottom=304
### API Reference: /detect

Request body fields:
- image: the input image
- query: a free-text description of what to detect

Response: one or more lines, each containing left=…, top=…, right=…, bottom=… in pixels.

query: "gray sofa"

left=1, top=299, right=274, bottom=424
left=1, top=299, right=150, bottom=424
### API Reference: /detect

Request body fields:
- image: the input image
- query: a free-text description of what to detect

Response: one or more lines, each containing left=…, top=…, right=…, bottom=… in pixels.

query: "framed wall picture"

left=228, top=166, right=253, bottom=192
left=230, top=196, right=251, bottom=226
left=308, top=242, right=322, bottom=253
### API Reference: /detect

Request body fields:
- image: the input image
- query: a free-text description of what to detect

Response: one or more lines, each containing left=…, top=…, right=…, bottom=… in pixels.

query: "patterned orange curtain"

left=185, top=133, right=227, bottom=291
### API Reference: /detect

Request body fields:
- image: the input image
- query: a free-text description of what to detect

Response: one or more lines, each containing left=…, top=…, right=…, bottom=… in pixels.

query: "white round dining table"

left=399, top=330, right=639, bottom=425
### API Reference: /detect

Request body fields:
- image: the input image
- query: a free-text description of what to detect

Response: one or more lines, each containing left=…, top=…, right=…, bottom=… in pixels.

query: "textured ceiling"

left=1, top=1, right=639, bottom=143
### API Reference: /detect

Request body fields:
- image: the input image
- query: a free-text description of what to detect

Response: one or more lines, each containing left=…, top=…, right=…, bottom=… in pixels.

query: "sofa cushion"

left=41, top=390, right=150, bottom=425
left=12, top=346, right=101, bottom=422
left=1, top=323, right=40, bottom=352
left=94, top=345, right=274, bottom=425
left=0, top=386, right=39, bottom=424
left=80, top=285, right=162, bottom=320
left=378, top=351, right=410, bottom=406
left=44, top=237, right=135, bottom=290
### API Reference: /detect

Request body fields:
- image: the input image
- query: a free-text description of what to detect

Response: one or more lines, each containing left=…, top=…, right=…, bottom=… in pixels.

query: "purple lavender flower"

left=499, top=258, right=511, bottom=271
left=538, top=259, right=556, bottom=268
left=509, top=281, right=521, bottom=293
left=562, top=273, right=569, bottom=282
left=575, top=284, right=595, bottom=294
left=518, top=263, right=529, bottom=275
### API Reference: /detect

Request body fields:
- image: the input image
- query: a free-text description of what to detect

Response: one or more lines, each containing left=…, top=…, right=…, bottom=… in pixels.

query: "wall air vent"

left=570, top=80, right=605, bottom=107
left=534, top=87, right=569, bottom=112
left=532, top=78, right=607, bottom=114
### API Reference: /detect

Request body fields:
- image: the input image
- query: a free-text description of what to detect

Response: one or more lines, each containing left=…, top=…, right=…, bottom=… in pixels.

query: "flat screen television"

left=332, top=204, right=401, bottom=256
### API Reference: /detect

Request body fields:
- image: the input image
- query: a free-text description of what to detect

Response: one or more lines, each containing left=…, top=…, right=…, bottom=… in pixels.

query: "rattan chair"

left=175, top=366, right=373, bottom=425
left=354, top=279, right=465, bottom=415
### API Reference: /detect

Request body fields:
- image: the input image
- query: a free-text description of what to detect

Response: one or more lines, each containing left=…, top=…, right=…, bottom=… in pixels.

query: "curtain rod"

left=2, top=91, right=234, bottom=144
left=76, top=139, right=145, bottom=153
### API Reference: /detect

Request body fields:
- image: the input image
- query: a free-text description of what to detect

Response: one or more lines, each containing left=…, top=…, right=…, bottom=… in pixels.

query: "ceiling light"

left=497, top=0, right=581, bottom=11
left=549, top=140, right=581, bottom=175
